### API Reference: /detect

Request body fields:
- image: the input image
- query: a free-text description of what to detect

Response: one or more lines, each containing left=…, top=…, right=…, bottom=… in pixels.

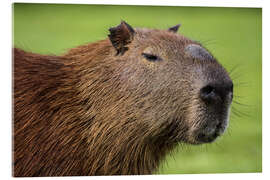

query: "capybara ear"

left=168, top=24, right=181, bottom=33
left=108, top=21, right=135, bottom=55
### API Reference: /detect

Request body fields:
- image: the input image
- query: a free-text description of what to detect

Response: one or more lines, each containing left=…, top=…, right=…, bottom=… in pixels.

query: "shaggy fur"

left=13, top=22, right=232, bottom=176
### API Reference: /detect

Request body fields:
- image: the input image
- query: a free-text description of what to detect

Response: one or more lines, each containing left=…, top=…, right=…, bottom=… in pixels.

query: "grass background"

left=13, top=3, right=262, bottom=174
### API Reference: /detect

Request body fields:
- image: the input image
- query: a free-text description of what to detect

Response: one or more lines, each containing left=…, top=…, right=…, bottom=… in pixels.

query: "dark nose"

left=200, top=82, right=233, bottom=103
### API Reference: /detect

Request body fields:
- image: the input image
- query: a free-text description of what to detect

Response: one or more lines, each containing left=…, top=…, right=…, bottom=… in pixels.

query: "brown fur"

left=13, top=22, right=232, bottom=176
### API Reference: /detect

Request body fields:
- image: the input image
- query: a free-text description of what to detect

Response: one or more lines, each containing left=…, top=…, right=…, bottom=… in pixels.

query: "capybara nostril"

left=200, top=82, right=233, bottom=103
left=200, top=85, right=217, bottom=103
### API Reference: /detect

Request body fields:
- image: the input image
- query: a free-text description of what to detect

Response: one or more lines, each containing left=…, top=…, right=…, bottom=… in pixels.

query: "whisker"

left=201, top=39, right=218, bottom=46
left=233, top=94, right=245, bottom=99
left=231, top=106, right=250, bottom=118
left=226, top=127, right=233, bottom=137
left=233, top=81, right=250, bottom=87
left=228, top=63, right=242, bottom=76
left=232, top=100, right=252, bottom=107
left=231, top=111, right=243, bottom=118
left=231, top=74, right=245, bottom=82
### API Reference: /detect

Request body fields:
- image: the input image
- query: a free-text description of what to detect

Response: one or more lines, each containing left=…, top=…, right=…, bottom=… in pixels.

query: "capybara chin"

left=13, top=21, right=233, bottom=176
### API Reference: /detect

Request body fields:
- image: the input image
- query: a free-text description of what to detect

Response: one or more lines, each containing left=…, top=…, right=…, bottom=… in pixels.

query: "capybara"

left=13, top=21, right=233, bottom=176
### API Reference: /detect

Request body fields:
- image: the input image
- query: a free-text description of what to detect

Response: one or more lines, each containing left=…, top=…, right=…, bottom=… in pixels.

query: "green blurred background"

left=13, top=3, right=262, bottom=174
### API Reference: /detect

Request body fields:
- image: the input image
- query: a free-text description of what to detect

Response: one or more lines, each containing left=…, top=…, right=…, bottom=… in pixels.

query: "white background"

left=0, top=0, right=268, bottom=179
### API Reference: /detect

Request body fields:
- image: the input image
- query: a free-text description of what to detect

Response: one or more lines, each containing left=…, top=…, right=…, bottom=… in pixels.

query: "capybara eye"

left=142, top=53, right=161, bottom=62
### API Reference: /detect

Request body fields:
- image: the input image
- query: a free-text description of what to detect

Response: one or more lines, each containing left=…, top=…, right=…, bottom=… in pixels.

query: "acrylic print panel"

left=13, top=3, right=262, bottom=176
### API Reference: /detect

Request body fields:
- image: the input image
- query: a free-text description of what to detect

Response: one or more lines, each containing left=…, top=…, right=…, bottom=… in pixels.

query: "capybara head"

left=107, top=21, right=233, bottom=145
